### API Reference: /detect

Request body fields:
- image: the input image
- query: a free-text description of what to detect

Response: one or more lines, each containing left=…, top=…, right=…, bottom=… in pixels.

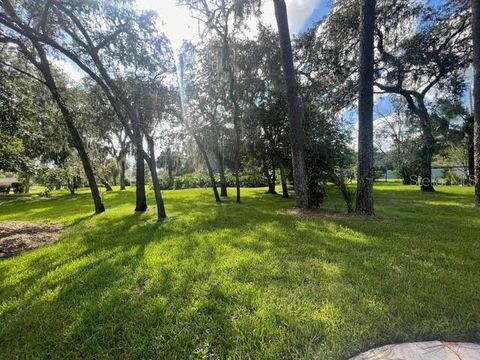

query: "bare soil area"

left=0, top=221, right=63, bottom=258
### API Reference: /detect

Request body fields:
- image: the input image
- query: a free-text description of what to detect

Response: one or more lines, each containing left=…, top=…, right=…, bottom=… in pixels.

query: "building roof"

left=0, top=178, right=17, bottom=186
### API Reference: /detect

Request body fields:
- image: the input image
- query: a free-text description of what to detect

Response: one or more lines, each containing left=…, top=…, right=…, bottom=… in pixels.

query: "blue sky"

left=299, top=0, right=332, bottom=32
left=295, top=0, right=472, bottom=126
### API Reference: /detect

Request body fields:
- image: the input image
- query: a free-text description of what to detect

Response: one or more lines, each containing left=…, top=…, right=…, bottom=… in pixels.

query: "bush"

left=0, top=185, right=10, bottom=194
left=158, top=170, right=269, bottom=190
left=443, top=169, right=460, bottom=185
left=330, top=172, right=354, bottom=213
left=11, top=182, right=25, bottom=194
left=39, top=188, right=52, bottom=198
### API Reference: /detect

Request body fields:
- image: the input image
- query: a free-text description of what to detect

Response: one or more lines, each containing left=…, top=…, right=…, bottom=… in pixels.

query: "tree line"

left=1, top=0, right=479, bottom=219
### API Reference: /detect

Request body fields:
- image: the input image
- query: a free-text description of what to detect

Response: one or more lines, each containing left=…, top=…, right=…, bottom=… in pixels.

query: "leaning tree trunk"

left=273, top=0, right=309, bottom=208
left=355, top=0, right=376, bottom=215
left=146, top=137, right=167, bottom=220
left=1, top=14, right=105, bottom=214
left=472, top=0, right=480, bottom=207
left=63, top=120, right=104, bottom=212
left=42, top=71, right=104, bottom=213
left=134, top=130, right=147, bottom=212
left=193, top=134, right=221, bottom=203
left=98, top=176, right=113, bottom=192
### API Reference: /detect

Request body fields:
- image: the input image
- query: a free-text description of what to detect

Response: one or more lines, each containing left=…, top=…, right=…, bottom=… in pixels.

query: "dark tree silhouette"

left=273, top=0, right=309, bottom=208
left=472, top=0, right=480, bottom=207
left=355, top=0, right=376, bottom=215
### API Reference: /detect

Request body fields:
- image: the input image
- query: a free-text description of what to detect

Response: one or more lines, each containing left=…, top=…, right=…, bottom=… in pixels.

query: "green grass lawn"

left=0, top=184, right=479, bottom=359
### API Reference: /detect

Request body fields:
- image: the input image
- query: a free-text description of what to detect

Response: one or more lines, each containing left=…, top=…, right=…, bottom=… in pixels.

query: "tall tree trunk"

left=419, top=131, right=436, bottom=192
left=416, top=102, right=436, bottom=192
left=265, top=158, right=277, bottom=194
left=67, top=177, right=76, bottom=195
left=273, top=0, right=309, bottom=208
left=0, top=9, right=107, bottom=212
left=279, top=162, right=289, bottom=198
left=355, top=0, right=376, bottom=215
left=178, top=54, right=220, bottom=203
left=166, top=147, right=174, bottom=186
left=119, top=151, right=127, bottom=190
left=468, top=134, right=475, bottom=184
left=134, top=131, right=147, bottom=212
left=36, top=53, right=105, bottom=213
left=52, top=101, right=104, bottom=213
left=216, top=151, right=228, bottom=197
left=228, top=58, right=241, bottom=203
left=193, top=135, right=221, bottom=203
left=146, top=137, right=167, bottom=220
left=472, top=0, right=480, bottom=207
left=23, top=174, right=30, bottom=194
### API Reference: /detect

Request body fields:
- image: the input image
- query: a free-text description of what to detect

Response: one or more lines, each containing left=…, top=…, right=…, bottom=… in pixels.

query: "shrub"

left=158, top=170, right=269, bottom=190
left=11, top=182, right=25, bottom=194
left=329, top=172, right=354, bottom=213
left=443, top=169, right=460, bottom=186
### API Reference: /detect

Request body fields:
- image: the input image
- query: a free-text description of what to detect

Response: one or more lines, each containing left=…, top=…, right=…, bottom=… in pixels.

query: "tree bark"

left=98, top=176, right=113, bottom=192
left=279, top=162, right=289, bottom=198
left=468, top=134, right=475, bottom=184
left=134, top=130, right=147, bottom=212
left=227, top=52, right=242, bottom=203
left=146, top=137, right=167, bottom=220
left=119, top=150, right=127, bottom=190
left=355, top=0, right=376, bottom=215
left=216, top=151, right=228, bottom=197
left=67, top=177, right=76, bottom=195
left=265, top=158, right=277, bottom=194
left=23, top=174, right=30, bottom=194
left=193, top=134, right=221, bottom=203
left=414, top=99, right=436, bottom=192
left=472, top=0, right=480, bottom=207
left=31, top=46, right=105, bottom=213
left=273, top=0, right=309, bottom=208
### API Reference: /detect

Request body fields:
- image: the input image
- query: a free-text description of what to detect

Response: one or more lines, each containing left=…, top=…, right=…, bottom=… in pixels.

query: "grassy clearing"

left=0, top=184, right=479, bottom=359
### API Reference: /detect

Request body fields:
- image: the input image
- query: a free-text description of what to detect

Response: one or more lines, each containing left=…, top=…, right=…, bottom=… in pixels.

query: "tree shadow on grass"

left=0, top=187, right=479, bottom=359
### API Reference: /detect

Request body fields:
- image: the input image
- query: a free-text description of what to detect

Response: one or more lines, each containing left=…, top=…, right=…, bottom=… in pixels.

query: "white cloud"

left=284, top=0, right=320, bottom=33
left=137, top=0, right=321, bottom=50
left=248, top=0, right=319, bottom=35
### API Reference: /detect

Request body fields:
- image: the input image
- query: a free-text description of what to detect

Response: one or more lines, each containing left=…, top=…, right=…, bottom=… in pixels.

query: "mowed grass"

left=0, top=184, right=479, bottom=359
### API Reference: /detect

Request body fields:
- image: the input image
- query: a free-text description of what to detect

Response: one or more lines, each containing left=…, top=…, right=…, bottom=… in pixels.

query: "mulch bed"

left=0, top=221, right=63, bottom=258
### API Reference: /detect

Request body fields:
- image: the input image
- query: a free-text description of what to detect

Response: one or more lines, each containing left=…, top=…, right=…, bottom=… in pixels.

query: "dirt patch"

left=0, top=221, right=63, bottom=258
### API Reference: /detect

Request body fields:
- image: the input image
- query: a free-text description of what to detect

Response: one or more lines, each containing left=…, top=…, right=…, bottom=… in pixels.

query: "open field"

left=0, top=184, right=479, bottom=359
